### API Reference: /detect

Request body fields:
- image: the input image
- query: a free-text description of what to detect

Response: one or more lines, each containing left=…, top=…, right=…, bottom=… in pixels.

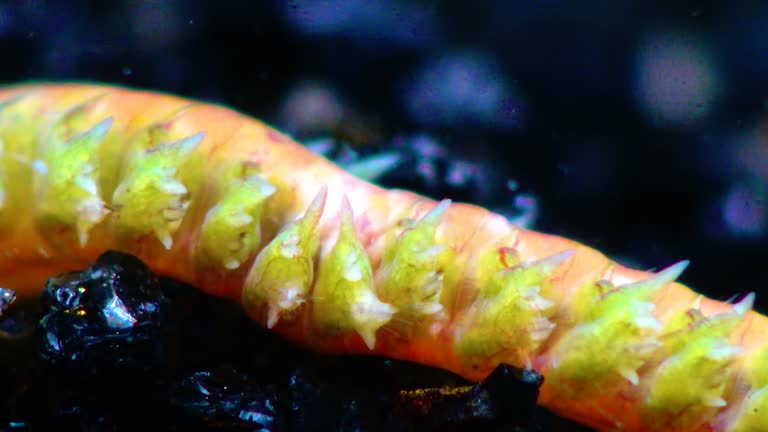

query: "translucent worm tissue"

left=0, top=82, right=766, bottom=431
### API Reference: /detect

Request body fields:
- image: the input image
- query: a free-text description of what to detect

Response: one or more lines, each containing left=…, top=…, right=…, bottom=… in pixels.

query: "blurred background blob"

left=720, top=124, right=768, bottom=238
left=633, top=30, right=721, bottom=128
left=0, top=0, right=766, bottom=305
left=278, top=81, right=345, bottom=136
left=280, top=0, right=439, bottom=47
left=721, top=182, right=766, bottom=237
left=403, top=51, right=526, bottom=129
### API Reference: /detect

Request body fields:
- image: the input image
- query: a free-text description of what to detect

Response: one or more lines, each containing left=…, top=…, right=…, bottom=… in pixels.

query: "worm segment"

left=198, top=173, right=276, bottom=270
left=242, top=187, right=327, bottom=328
left=33, top=117, right=113, bottom=246
left=544, top=261, right=689, bottom=395
left=312, top=196, right=396, bottom=350
left=716, top=342, right=768, bottom=431
left=111, top=132, right=204, bottom=249
left=642, top=293, right=754, bottom=430
left=728, top=387, right=768, bottom=432
left=374, top=199, right=451, bottom=318
left=453, top=250, right=569, bottom=366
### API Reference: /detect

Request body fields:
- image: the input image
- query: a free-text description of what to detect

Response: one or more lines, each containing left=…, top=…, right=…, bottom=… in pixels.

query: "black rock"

left=36, top=251, right=168, bottom=374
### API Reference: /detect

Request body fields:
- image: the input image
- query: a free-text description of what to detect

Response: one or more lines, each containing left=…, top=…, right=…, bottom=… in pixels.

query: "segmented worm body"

left=0, top=83, right=766, bottom=431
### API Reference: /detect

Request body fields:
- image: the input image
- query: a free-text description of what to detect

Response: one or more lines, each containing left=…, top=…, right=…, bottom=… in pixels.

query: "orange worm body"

left=0, top=82, right=766, bottom=431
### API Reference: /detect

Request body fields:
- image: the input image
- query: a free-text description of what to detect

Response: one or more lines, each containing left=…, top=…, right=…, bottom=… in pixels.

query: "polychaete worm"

left=0, top=82, right=766, bottom=432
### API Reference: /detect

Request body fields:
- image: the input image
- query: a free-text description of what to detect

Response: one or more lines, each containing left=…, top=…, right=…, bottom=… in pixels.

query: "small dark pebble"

left=0, top=288, right=16, bottom=316
left=0, top=251, right=592, bottom=431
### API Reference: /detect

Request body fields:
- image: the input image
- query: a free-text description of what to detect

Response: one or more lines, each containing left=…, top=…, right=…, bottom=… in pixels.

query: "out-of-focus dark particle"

left=36, top=250, right=168, bottom=374
left=0, top=287, right=16, bottom=316
left=397, top=363, right=542, bottom=431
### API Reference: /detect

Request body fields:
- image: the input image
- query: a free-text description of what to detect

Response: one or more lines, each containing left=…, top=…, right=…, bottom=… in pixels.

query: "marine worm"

left=0, top=82, right=765, bottom=431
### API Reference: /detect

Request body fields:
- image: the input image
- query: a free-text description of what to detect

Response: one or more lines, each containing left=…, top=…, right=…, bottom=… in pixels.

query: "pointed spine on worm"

left=0, top=82, right=766, bottom=432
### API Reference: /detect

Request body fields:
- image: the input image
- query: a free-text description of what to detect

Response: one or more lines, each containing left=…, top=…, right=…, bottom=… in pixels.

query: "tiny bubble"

left=32, top=159, right=48, bottom=174
left=122, top=66, right=132, bottom=76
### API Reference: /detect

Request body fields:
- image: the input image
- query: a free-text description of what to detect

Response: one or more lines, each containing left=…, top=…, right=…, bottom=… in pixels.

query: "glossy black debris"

left=0, top=251, right=591, bottom=431
left=37, top=251, right=168, bottom=373
left=0, top=288, right=16, bottom=316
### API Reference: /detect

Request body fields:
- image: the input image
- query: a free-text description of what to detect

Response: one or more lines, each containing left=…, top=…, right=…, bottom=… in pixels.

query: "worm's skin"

left=0, top=82, right=766, bottom=431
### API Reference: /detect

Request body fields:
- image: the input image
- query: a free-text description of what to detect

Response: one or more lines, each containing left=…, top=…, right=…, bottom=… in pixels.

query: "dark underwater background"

left=0, top=2, right=766, bottom=431
left=1, top=0, right=766, bottom=309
